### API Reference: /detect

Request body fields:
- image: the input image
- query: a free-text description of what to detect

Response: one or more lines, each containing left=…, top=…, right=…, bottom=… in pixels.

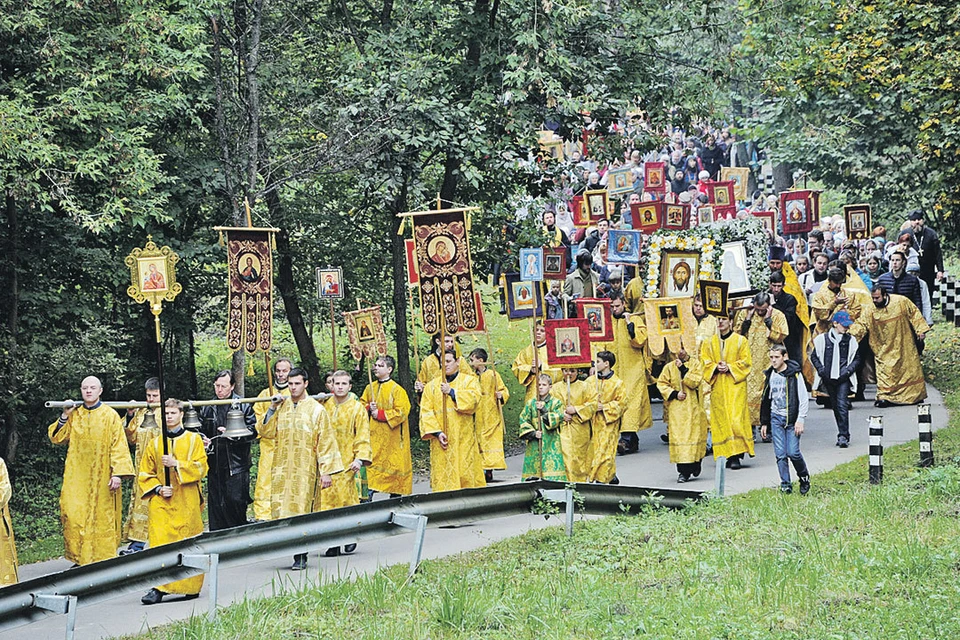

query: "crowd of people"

left=0, top=125, right=945, bottom=606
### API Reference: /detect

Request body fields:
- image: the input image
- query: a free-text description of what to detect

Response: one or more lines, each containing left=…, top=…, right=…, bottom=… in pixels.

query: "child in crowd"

left=519, top=374, right=566, bottom=481
left=760, top=345, right=811, bottom=494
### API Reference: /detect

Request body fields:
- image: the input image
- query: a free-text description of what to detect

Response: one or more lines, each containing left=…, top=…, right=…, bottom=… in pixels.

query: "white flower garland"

left=641, top=217, right=770, bottom=298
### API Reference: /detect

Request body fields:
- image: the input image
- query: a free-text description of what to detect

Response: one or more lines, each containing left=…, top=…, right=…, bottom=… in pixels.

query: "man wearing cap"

left=850, top=287, right=929, bottom=407
left=907, top=209, right=944, bottom=299
left=810, top=311, right=860, bottom=447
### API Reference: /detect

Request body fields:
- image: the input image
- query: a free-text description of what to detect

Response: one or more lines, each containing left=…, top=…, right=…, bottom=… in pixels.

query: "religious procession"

left=0, top=115, right=944, bottom=619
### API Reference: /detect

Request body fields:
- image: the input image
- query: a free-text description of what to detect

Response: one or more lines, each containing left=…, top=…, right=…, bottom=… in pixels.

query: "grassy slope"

left=125, top=318, right=960, bottom=639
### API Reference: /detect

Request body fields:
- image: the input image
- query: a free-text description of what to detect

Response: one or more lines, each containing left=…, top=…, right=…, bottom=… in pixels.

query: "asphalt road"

left=2, top=383, right=947, bottom=640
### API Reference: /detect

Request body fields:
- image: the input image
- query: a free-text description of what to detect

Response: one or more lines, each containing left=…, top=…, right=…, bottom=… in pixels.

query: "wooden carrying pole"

left=330, top=299, right=338, bottom=370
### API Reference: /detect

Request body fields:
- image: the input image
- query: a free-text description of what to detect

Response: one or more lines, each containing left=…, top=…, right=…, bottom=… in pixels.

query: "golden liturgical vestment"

left=657, top=359, right=708, bottom=465
left=49, top=404, right=135, bottom=565
left=851, top=294, right=930, bottom=405
left=123, top=407, right=161, bottom=544
left=361, top=379, right=413, bottom=495
left=588, top=373, right=626, bottom=483
left=261, top=396, right=343, bottom=519
left=138, top=429, right=208, bottom=595
left=512, top=343, right=562, bottom=404
left=420, top=372, right=485, bottom=492
left=551, top=378, right=597, bottom=483
left=474, top=368, right=510, bottom=470
left=701, top=332, right=754, bottom=461
left=734, top=308, right=788, bottom=426
left=316, top=397, right=371, bottom=511
left=0, top=458, right=18, bottom=586
left=599, top=315, right=653, bottom=433
left=252, top=383, right=290, bottom=521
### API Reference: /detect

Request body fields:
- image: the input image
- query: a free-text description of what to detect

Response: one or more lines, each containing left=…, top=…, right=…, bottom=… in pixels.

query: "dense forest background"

left=1, top=0, right=957, bottom=548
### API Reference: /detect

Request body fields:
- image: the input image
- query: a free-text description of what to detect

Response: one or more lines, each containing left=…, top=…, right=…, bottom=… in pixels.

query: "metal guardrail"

left=0, top=481, right=702, bottom=636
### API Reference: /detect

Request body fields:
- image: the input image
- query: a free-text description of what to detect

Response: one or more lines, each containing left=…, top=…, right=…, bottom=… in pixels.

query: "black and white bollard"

left=918, top=404, right=934, bottom=468
left=869, top=416, right=883, bottom=485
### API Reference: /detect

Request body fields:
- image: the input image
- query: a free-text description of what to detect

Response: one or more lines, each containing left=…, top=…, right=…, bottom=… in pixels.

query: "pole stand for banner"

left=390, top=513, right=428, bottom=579
left=182, top=553, right=220, bottom=621
left=714, top=457, right=727, bottom=497
left=31, top=594, right=78, bottom=640
left=540, top=487, right=576, bottom=537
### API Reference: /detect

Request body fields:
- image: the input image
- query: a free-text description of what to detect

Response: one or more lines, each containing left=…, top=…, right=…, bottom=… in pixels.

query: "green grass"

left=123, top=318, right=960, bottom=639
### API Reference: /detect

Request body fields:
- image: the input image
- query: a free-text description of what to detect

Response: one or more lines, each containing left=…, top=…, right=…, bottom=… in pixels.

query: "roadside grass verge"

left=126, top=319, right=960, bottom=639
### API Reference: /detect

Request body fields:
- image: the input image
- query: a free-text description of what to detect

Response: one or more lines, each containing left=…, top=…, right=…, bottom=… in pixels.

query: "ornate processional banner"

left=223, top=228, right=275, bottom=354
left=343, top=306, right=388, bottom=361
left=412, top=211, right=480, bottom=335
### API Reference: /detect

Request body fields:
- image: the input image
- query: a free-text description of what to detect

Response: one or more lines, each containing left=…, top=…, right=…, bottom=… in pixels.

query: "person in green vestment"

left=519, top=374, right=566, bottom=481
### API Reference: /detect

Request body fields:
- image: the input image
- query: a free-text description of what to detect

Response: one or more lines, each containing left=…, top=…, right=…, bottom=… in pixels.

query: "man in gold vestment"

left=139, top=400, right=208, bottom=605
left=416, top=335, right=473, bottom=391
left=316, top=370, right=371, bottom=557
left=512, top=323, right=562, bottom=403
left=469, top=348, right=510, bottom=482
left=851, top=288, right=929, bottom=407
left=553, top=368, right=597, bottom=483
left=0, top=458, right=18, bottom=586
left=361, top=356, right=412, bottom=496
left=261, top=367, right=343, bottom=569
left=252, top=357, right=292, bottom=522
left=420, top=350, right=485, bottom=492
left=588, top=351, right=626, bottom=484
left=121, top=377, right=161, bottom=555
left=657, top=348, right=708, bottom=483
left=810, top=267, right=865, bottom=338
left=599, top=296, right=651, bottom=454
left=49, top=376, right=135, bottom=565
left=735, top=292, right=788, bottom=434
left=701, top=314, right=754, bottom=469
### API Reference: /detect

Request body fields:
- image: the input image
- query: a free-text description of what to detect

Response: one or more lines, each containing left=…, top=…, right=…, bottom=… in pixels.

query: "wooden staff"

left=264, top=353, right=274, bottom=395
left=436, top=277, right=448, bottom=435
left=485, top=330, right=507, bottom=439
left=358, top=301, right=375, bottom=389
left=330, top=299, right=338, bottom=370
left=408, top=284, right=421, bottom=381
left=530, top=282, right=545, bottom=479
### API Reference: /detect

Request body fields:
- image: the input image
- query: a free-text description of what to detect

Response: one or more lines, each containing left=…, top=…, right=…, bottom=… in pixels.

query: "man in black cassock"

left=198, top=370, right=257, bottom=530
left=768, top=264, right=804, bottom=365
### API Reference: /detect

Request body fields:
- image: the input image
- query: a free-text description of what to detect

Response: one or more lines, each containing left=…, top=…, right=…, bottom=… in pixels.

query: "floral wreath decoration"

left=640, top=217, right=770, bottom=299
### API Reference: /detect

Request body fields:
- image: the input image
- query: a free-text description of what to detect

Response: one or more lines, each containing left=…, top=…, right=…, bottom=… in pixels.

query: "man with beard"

left=850, top=287, right=929, bottom=407
left=907, top=209, right=944, bottom=298
left=769, top=271, right=805, bottom=367
left=701, top=313, right=753, bottom=469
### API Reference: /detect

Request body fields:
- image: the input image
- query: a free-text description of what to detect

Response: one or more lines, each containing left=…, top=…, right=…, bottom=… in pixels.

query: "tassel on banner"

left=218, top=230, right=225, bottom=247
left=398, top=217, right=407, bottom=235
left=247, top=358, right=255, bottom=376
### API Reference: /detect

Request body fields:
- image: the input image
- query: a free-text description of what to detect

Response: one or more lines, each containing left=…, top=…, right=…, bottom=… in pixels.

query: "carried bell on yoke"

left=182, top=407, right=202, bottom=432
left=140, top=409, right=159, bottom=432
left=221, top=408, right=253, bottom=439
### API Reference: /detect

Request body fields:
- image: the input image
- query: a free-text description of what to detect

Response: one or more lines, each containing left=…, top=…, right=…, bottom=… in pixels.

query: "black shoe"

left=874, top=399, right=892, bottom=408
left=484, top=469, right=493, bottom=482
left=291, top=553, right=307, bottom=570
left=343, top=543, right=357, bottom=554
left=780, top=486, right=793, bottom=495
left=324, top=547, right=341, bottom=557
left=677, top=474, right=688, bottom=484
left=799, top=476, right=811, bottom=495
left=837, top=436, right=849, bottom=448
left=141, top=589, right=164, bottom=605
left=609, top=475, right=620, bottom=485
left=728, top=458, right=742, bottom=470
left=120, top=541, right=145, bottom=556
left=660, top=433, right=669, bottom=443
left=182, top=593, right=200, bottom=601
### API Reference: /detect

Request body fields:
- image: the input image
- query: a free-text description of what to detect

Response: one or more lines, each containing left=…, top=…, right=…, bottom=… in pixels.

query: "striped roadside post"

left=869, top=416, right=883, bottom=485
left=918, top=404, right=934, bottom=467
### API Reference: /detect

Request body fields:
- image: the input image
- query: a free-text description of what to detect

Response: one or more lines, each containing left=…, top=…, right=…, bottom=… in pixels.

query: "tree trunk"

left=389, top=177, right=412, bottom=392
left=2, top=191, right=19, bottom=465
left=269, top=194, right=323, bottom=393
left=772, top=162, right=795, bottom=194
